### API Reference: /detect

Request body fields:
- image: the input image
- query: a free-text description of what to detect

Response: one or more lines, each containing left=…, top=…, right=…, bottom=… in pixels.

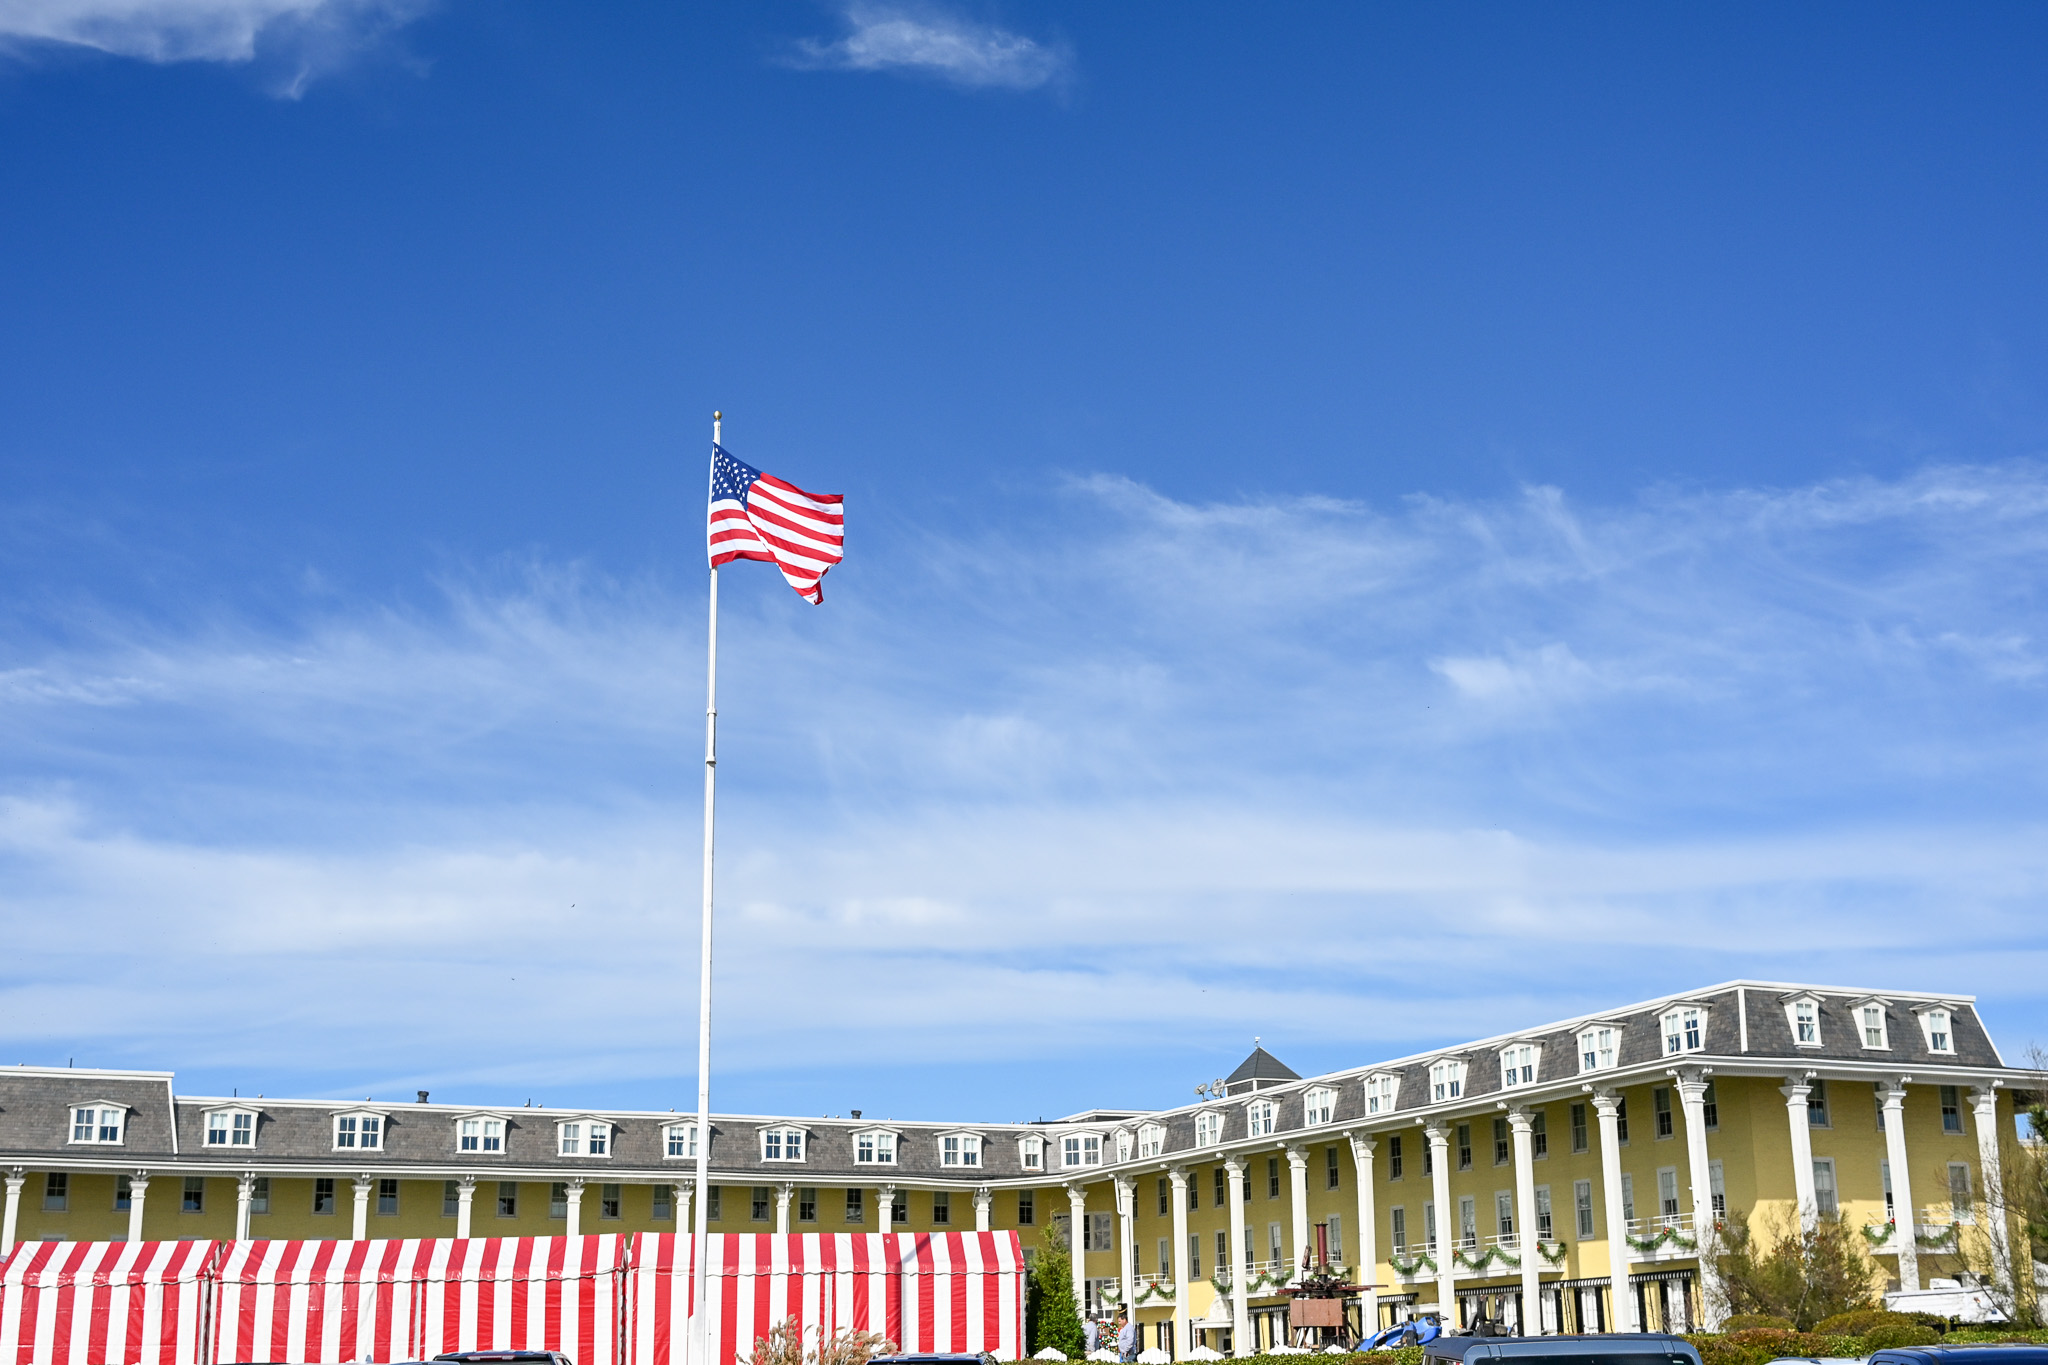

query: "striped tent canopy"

left=0, top=1238, right=216, bottom=1365
left=211, top=1234, right=627, bottom=1365
left=631, top=1232, right=1025, bottom=1365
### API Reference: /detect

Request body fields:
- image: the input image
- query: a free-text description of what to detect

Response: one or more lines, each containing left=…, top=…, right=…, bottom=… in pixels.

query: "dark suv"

left=1424, top=1333, right=1705, bottom=1365
left=1869, top=1349, right=2048, bottom=1365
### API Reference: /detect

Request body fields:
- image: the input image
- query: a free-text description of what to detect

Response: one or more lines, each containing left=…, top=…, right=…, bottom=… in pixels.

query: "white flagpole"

left=689, top=410, right=721, bottom=1365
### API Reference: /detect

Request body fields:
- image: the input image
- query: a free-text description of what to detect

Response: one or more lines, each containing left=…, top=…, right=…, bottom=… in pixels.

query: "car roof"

left=1425, top=1335, right=1698, bottom=1360
left=1871, top=1351, right=2048, bottom=1364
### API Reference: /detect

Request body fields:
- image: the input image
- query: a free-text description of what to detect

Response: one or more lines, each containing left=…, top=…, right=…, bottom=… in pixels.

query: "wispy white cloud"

left=789, top=2, right=1070, bottom=92
left=0, top=0, right=433, bottom=95
left=4, top=463, right=2048, bottom=1112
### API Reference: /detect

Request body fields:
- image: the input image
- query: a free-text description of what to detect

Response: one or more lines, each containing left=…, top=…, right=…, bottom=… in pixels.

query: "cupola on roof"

left=1225, top=1045, right=1300, bottom=1094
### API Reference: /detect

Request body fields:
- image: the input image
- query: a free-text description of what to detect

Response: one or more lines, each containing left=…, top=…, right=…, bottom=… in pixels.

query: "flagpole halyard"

left=689, top=410, right=721, bottom=1365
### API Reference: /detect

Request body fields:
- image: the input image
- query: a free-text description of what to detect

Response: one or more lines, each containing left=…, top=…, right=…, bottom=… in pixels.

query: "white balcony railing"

left=1624, top=1212, right=1698, bottom=1262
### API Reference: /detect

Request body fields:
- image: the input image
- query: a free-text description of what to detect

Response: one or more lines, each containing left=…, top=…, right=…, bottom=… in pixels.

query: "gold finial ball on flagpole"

left=713, top=411, right=722, bottom=421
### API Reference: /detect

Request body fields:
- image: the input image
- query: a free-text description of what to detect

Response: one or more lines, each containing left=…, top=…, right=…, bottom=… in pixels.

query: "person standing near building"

left=1084, top=1316, right=1100, bottom=1356
left=1116, top=1312, right=1136, bottom=1363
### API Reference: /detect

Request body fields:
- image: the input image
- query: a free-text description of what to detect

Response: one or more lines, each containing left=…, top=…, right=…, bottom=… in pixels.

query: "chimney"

left=417, top=1090, right=430, bottom=1104
left=851, top=1110, right=862, bottom=1119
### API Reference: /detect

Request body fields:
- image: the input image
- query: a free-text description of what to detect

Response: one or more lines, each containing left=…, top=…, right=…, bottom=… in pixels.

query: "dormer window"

left=559, top=1120, right=612, bottom=1157
left=1500, top=1044, right=1539, bottom=1089
left=205, top=1108, right=257, bottom=1148
left=1363, top=1073, right=1400, bottom=1115
left=1062, top=1133, right=1102, bottom=1168
left=1914, top=1004, right=1956, bottom=1054
left=1577, top=1026, right=1620, bottom=1073
left=1429, top=1059, right=1466, bottom=1103
left=761, top=1127, right=804, bottom=1162
left=855, top=1130, right=897, bottom=1165
left=1661, top=1006, right=1706, bottom=1055
left=665, top=1123, right=698, bottom=1158
left=68, top=1103, right=126, bottom=1146
left=1782, top=995, right=1823, bottom=1048
left=1851, top=1000, right=1891, bottom=1050
left=1194, top=1111, right=1222, bottom=1148
left=333, top=1111, right=385, bottom=1151
left=1019, top=1135, right=1044, bottom=1170
left=459, top=1116, right=505, bottom=1153
left=1246, top=1099, right=1277, bottom=1136
left=1137, top=1122, right=1166, bottom=1156
left=941, top=1133, right=982, bottom=1167
left=1303, top=1086, right=1335, bottom=1126
left=1113, top=1128, right=1134, bottom=1162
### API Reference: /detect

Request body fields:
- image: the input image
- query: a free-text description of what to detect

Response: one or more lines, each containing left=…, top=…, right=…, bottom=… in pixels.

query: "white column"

left=128, top=1173, right=151, bottom=1244
left=1780, top=1076, right=1818, bottom=1230
left=1971, top=1085, right=2012, bottom=1301
left=1674, top=1070, right=1725, bottom=1326
left=974, top=1186, right=992, bottom=1232
left=1168, top=1166, right=1191, bottom=1356
left=1286, top=1145, right=1310, bottom=1282
left=565, top=1177, right=585, bottom=1237
left=1424, top=1121, right=1456, bottom=1327
left=352, top=1176, right=374, bottom=1240
left=235, top=1172, right=255, bottom=1241
left=676, top=1181, right=693, bottom=1234
left=776, top=1182, right=794, bottom=1234
left=456, top=1176, right=477, bottom=1238
left=1591, top=1090, right=1637, bottom=1333
left=1223, top=1156, right=1250, bottom=1354
left=1346, top=1135, right=1379, bottom=1332
left=1066, top=1183, right=1090, bottom=1314
left=1509, top=1109, right=1542, bottom=1334
left=882, top=1183, right=900, bottom=1235
left=1879, top=1081, right=1918, bottom=1291
left=1, top=1169, right=23, bottom=1255
left=1115, top=1174, right=1137, bottom=1316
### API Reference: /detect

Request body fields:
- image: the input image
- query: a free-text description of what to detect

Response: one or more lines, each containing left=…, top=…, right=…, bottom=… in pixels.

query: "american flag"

left=706, top=444, right=845, bottom=604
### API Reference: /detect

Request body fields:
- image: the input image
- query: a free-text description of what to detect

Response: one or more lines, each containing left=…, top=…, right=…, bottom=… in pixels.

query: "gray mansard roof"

left=0, top=981, right=2028, bottom=1180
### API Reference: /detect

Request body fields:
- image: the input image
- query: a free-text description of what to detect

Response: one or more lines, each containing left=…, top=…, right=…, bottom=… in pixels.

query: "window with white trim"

left=559, top=1119, right=613, bottom=1157
left=1020, top=1135, right=1043, bottom=1169
left=665, top=1123, right=697, bottom=1158
left=1785, top=995, right=1822, bottom=1047
left=205, top=1108, right=256, bottom=1147
left=855, top=1131, right=897, bottom=1164
left=1063, top=1133, right=1102, bottom=1168
left=1662, top=1007, right=1705, bottom=1055
left=1858, top=1003, right=1889, bottom=1049
left=1303, top=1086, right=1335, bottom=1126
left=1429, top=1059, right=1465, bottom=1103
left=1364, top=1073, right=1398, bottom=1115
left=1919, top=1007, right=1955, bottom=1054
left=1246, top=1099, right=1277, bottom=1136
left=461, top=1117, right=505, bottom=1153
left=1194, top=1111, right=1222, bottom=1148
left=333, top=1112, right=383, bottom=1151
left=1500, top=1044, right=1538, bottom=1089
left=760, top=1127, right=804, bottom=1161
left=941, top=1133, right=982, bottom=1167
left=67, top=1103, right=125, bottom=1145
left=1948, top=1163, right=1975, bottom=1223
left=1578, top=1026, right=1619, bottom=1073
left=1137, top=1123, right=1166, bottom=1157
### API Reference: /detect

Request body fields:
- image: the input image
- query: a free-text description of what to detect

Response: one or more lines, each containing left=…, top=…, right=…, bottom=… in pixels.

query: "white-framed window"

left=1574, top=1179, right=1594, bottom=1238
left=67, top=1103, right=126, bottom=1145
left=1661, top=1006, right=1706, bottom=1055
left=1246, top=1099, right=1277, bottom=1136
left=1063, top=1133, right=1102, bottom=1168
left=1813, top=1158, right=1839, bottom=1218
left=1917, top=1005, right=1956, bottom=1054
left=760, top=1127, right=805, bottom=1162
left=1364, top=1073, right=1399, bottom=1115
left=1429, top=1059, right=1465, bottom=1103
left=1658, top=1166, right=1682, bottom=1218
left=559, top=1119, right=613, bottom=1157
left=1137, top=1122, right=1166, bottom=1157
left=1856, top=1001, right=1890, bottom=1049
left=940, top=1133, right=982, bottom=1167
left=855, top=1130, right=897, bottom=1165
left=332, top=1111, right=384, bottom=1151
left=1577, top=1026, right=1619, bottom=1073
left=1194, top=1110, right=1222, bottom=1148
left=1303, top=1086, right=1335, bottom=1125
left=1113, top=1128, right=1134, bottom=1162
left=205, top=1108, right=257, bottom=1148
left=1709, top=1159, right=1726, bottom=1218
left=1019, top=1135, right=1044, bottom=1169
left=1948, top=1162, right=1975, bottom=1223
left=1500, top=1044, right=1538, bottom=1089
left=1784, top=995, right=1823, bottom=1047
left=1534, top=1185, right=1553, bottom=1239
left=460, top=1116, right=506, bottom=1153
left=665, top=1123, right=697, bottom=1159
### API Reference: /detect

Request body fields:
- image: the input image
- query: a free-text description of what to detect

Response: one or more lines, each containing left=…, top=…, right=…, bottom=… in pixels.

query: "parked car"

left=869, top=1355, right=999, bottom=1365
left=1422, top=1332, right=1704, bottom=1365
left=1868, top=1349, right=2048, bottom=1365
left=432, top=1352, right=576, bottom=1365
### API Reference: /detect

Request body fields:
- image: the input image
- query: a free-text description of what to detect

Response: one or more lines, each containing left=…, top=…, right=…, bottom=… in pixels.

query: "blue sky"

left=2, top=1, right=2046, bottom=1122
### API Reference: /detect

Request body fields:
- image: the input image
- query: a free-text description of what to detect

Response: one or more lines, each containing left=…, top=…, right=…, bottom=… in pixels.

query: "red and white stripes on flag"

left=0, top=1238, right=212, bottom=1365
left=707, top=444, right=845, bottom=604
left=211, top=1234, right=626, bottom=1365
left=629, top=1232, right=1025, bottom=1365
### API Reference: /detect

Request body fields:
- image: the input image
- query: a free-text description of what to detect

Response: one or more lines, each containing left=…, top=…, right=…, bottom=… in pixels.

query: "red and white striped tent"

left=211, top=1234, right=626, bottom=1364
left=0, top=1238, right=218, bottom=1365
left=630, top=1232, right=1024, bottom=1365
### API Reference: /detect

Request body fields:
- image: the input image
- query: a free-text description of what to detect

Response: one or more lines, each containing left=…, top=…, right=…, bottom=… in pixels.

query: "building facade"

left=1, top=980, right=2039, bottom=1351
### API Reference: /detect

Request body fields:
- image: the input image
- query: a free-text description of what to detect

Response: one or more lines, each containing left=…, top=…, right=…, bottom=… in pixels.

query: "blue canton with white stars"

left=711, top=444, right=761, bottom=507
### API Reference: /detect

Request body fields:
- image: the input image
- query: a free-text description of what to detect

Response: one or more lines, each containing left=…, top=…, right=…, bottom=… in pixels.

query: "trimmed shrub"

left=1864, top=1324, right=1941, bottom=1351
left=1721, top=1315, right=1796, bottom=1333
left=1814, top=1309, right=1917, bottom=1337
